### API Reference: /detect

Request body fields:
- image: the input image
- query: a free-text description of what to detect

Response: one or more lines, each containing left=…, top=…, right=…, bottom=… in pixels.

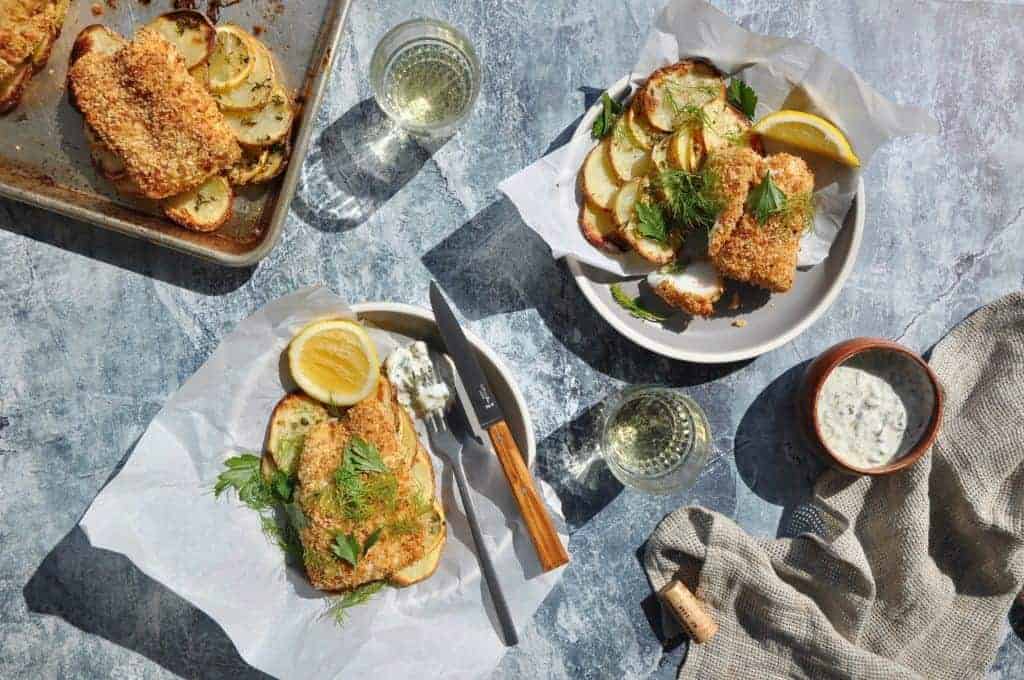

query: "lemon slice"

left=752, top=110, right=861, bottom=167
left=208, top=25, right=255, bottom=92
left=288, top=319, right=380, bottom=406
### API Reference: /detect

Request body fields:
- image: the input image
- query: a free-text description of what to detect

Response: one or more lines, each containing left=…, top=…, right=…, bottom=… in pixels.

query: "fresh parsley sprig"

left=592, top=92, right=623, bottom=139
left=727, top=78, right=757, bottom=119
left=634, top=201, right=668, bottom=242
left=214, top=454, right=293, bottom=510
left=746, top=170, right=787, bottom=225
left=345, top=437, right=388, bottom=473
left=331, top=527, right=383, bottom=567
left=610, top=284, right=667, bottom=322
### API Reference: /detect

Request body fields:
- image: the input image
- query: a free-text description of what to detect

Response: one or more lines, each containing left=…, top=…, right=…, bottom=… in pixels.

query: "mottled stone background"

left=2, top=0, right=1024, bottom=678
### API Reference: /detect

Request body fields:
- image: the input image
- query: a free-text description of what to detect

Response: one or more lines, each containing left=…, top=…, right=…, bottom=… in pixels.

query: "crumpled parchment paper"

left=80, top=286, right=567, bottom=680
left=499, top=0, right=938, bottom=277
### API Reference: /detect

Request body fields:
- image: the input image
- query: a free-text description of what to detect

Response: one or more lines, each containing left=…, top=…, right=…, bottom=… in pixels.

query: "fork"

left=423, top=360, right=519, bottom=647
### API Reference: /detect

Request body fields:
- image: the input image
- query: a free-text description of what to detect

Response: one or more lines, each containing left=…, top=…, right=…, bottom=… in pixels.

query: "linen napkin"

left=644, top=292, right=1024, bottom=679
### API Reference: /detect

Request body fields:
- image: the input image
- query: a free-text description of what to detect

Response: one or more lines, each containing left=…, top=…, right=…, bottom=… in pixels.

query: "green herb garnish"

left=325, top=581, right=385, bottom=625
left=726, top=79, right=757, bottom=119
left=214, top=454, right=274, bottom=510
left=746, top=170, right=787, bottom=225
left=654, top=167, right=724, bottom=232
left=610, top=284, right=667, bottom=322
left=331, top=533, right=362, bottom=566
left=634, top=201, right=668, bottom=242
left=346, top=437, right=388, bottom=473
left=592, top=92, right=623, bottom=139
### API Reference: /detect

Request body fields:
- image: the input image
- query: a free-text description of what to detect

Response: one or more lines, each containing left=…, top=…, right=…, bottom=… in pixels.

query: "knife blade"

left=429, top=282, right=569, bottom=572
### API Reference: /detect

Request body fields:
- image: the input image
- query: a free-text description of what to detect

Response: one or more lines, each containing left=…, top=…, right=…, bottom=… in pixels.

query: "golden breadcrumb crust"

left=68, top=27, right=240, bottom=199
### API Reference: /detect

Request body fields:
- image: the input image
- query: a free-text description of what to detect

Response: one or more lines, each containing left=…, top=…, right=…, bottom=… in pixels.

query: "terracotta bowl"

left=797, top=338, right=943, bottom=476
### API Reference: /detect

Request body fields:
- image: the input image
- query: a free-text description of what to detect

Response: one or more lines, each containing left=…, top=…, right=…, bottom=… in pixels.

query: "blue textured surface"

left=2, top=1, right=1024, bottom=678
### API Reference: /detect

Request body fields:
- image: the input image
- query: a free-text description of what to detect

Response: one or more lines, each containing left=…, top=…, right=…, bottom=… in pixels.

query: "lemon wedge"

left=288, top=319, right=380, bottom=406
left=752, top=110, right=861, bottom=167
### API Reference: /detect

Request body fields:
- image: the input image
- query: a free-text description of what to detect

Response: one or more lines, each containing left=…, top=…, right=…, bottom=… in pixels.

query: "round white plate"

left=351, top=302, right=535, bottom=465
left=566, top=77, right=866, bottom=364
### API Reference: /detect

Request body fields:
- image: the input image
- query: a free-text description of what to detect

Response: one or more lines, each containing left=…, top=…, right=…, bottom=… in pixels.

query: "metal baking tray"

left=0, top=0, right=352, bottom=267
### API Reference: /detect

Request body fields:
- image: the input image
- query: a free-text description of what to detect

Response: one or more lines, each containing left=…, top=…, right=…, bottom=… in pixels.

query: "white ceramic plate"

left=567, top=77, right=866, bottom=364
left=351, top=302, right=535, bottom=464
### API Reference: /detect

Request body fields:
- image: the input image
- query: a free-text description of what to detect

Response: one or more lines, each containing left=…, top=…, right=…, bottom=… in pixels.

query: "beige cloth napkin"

left=644, top=292, right=1024, bottom=679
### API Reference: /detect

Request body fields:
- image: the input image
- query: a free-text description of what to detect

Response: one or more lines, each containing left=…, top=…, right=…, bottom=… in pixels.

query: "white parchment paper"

left=499, top=0, right=939, bottom=277
left=80, top=286, right=567, bottom=680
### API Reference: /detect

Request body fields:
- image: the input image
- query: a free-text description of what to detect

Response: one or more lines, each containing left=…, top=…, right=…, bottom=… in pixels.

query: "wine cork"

left=658, top=579, right=718, bottom=644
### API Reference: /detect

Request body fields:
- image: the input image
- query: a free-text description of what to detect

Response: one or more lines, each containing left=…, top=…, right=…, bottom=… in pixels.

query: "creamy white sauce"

left=385, top=341, right=450, bottom=417
left=816, top=349, right=935, bottom=468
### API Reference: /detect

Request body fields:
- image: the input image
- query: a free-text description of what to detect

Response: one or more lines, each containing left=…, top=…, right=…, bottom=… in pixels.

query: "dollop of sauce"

left=385, top=341, right=450, bottom=418
left=815, top=349, right=935, bottom=468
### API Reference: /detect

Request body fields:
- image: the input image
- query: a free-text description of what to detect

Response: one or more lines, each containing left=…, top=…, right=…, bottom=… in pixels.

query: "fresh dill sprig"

left=325, top=581, right=386, bottom=625
left=610, top=284, right=667, bottom=323
left=653, top=167, right=724, bottom=232
left=783, top=191, right=816, bottom=233
left=592, top=92, right=623, bottom=139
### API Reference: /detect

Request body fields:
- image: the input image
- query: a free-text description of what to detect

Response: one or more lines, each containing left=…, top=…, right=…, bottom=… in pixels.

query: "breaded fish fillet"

left=296, top=378, right=437, bottom=592
left=68, top=27, right=240, bottom=199
left=705, top=146, right=765, bottom=255
left=0, top=0, right=57, bottom=80
left=710, top=153, right=815, bottom=293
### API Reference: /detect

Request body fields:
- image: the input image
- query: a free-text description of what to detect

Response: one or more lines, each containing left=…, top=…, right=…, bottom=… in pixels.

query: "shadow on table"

left=733, top=360, right=829, bottom=538
left=421, top=196, right=751, bottom=386
left=0, top=201, right=254, bottom=296
left=290, top=98, right=448, bottom=233
left=23, top=526, right=268, bottom=680
left=533, top=400, right=623, bottom=531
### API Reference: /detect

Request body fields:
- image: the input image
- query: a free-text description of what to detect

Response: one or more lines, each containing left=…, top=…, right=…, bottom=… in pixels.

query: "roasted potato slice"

left=224, top=85, right=293, bottom=147
left=208, top=25, right=255, bottom=92
left=226, top=147, right=267, bottom=185
left=618, top=219, right=683, bottom=265
left=608, top=115, right=653, bottom=182
left=0, top=65, right=32, bottom=115
left=579, top=199, right=622, bottom=251
left=700, top=99, right=762, bottom=154
left=161, top=175, right=233, bottom=232
left=612, top=177, right=646, bottom=228
left=667, top=128, right=704, bottom=172
left=637, top=61, right=724, bottom=133
left=147, top=11, right=216, bottom=70
left=266, top=392, right=330, bottom=475
left=212, top=39, right=275, bottom=111
left=580, top=139, right=620, bottom=210
left=250, top=141, right=289, bottom=183
left=70, top=25, right=126, bottom=65
left=85, top=124, right=126, bottom=179
left=624, top=104, right=664, bottom=151
left=389, top=524, right=446, bottom=587
left=651, top=136, right=672, bottom=173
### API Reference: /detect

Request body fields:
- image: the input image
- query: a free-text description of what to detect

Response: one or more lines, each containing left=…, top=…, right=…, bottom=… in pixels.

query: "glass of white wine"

left=601, top=386, right=712, bottom=494
left=370, top=19, right=481, bottom=137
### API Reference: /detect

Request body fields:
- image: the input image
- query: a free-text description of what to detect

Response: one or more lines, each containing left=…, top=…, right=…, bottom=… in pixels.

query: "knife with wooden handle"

left=429, top=282, right=569, bottom=572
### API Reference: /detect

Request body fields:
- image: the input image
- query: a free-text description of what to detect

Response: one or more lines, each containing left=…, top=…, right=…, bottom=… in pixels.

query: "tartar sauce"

left=385, top=341, right=450, bottom=417
left=815, top=349, right=935, bottom=468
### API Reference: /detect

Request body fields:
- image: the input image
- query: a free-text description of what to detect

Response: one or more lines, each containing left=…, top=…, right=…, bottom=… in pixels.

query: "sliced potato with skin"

left=580, top=139, right=620, bottom=210
left=700, top=99, right=762, bottom=154
left=608, top=116, right=653, bottom=182
left=224, top=85, right=293, bottom=147
left=212, top=39, right=275, bottom=111
left=147, top=11, right=216, bottom=70
left=250, top=141, right=289, bottom=183
left=162, top=175, right=233, bottom=232
left=667, top=128, right=704, bottom=172
left=85, top=125, right=126, bottom=179
left=209, top=25, right=255, bottom=92
left=226, top=147, right=268, bottom=185
left=618, top=219, right=683, bottom=265
left=0, top=66, right=32, bottom=115
left=624, top=105, right=664, bottom=151
left=651, top=136, right=672, bottom=173
left=70, top=25, right=127, bottom=65
left=612, top=177, right=643, bottom=228
left=579, top=199, right=622, bottom=251
left=189, top=61, right=210, bottom=89
left=637, top=61, right=725, bottom=133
